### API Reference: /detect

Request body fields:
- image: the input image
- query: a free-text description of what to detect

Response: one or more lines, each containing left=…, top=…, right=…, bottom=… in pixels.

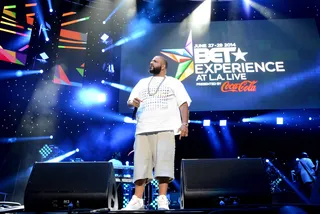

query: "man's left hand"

left=179, top=124, right=188, bottom=140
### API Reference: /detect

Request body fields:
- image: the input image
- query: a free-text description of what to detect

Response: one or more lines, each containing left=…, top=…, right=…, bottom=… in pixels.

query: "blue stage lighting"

left=39, top=144, right=53, bottom=158
left=49, top=9, right=53, bottom=12
left=189, top=120, right=202, bottom=124
left=76, top=148, right=79, bottom=152
left=276, top=117, right=283, bottom=125
left=151, top=179, right=159, bottom=187
left=50, top=135, right=53, bottom=139
left=97, top=93, right=106, bottom=103
left=242, top=118, right=250, bottom=122
left=203, top=120, right=211, bottom=126
left=101, top=80, right=105, bottom=84
left=78, top=88, right=107, bottom=105
left=219, top=120, right=227, bottom=126
left=150, top=199, right=157, bottom=209
left=7, top=138, right=17, bottom=143
left=108, top=82, right=132, bottom=92
left=266, top=159, right=269, bottom=163
left=309, top=117, right=312, bottom=120
left=46, top=149, right=77, bottom=163
left=40, top=69, right=44, bottom=74
left=124, top=116, right=136, bottom=124
left=16, top=70, right=23, bottom=77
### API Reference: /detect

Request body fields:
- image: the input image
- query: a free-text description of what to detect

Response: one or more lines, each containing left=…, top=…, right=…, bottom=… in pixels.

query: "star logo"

left=160, top=31, right=194, bottom=82
left=232, top=48, right=248, bottom=62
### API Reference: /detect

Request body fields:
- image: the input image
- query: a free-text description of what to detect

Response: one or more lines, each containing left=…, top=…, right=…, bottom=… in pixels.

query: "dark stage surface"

left=2, top=204, right=320, bottom=214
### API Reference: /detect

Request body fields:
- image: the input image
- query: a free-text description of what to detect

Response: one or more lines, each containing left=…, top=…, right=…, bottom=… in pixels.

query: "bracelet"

left=182, top=123, right=188, bottom=127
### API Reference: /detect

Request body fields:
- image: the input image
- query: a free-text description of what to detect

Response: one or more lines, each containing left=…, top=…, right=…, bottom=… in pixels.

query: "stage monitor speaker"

left=24, top=162, right=118, bottom=212
left=180, top=158, right=271, bottom=208
left=310, top=174, right=320, bottom=204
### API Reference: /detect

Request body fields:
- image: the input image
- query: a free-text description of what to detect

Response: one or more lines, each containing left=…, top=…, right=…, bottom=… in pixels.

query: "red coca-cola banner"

left=221, top=80, right=257, bottom=92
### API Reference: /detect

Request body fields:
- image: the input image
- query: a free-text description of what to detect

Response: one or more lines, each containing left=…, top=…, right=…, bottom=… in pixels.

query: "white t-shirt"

left=298, top=158, right=316, bottom=183
left=128, top=76, right=191, bottom=135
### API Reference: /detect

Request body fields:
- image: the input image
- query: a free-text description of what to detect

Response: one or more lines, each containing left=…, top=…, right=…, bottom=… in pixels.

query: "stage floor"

left=94, top=204, right=319, bottom=214
left=1, top=205, right=320, bottom=214
left=2, top=203, right=320, bottom=213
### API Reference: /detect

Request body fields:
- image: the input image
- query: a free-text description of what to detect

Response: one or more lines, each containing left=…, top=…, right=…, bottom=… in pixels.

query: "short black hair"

left=158, top=56, right=168, bottom=69
left=301, top=152, right=308, bottom=158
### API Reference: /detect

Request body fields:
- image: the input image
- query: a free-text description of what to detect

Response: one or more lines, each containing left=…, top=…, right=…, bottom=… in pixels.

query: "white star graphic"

left=232, top=48, right=248, bottom=62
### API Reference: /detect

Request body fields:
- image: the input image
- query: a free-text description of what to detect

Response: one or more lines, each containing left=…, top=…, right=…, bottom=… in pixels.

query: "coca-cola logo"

left=221, top=80, right=257, bottom=92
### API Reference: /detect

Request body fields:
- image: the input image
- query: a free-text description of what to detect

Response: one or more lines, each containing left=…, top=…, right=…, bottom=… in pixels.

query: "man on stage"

left=122, top=56, right=191, bottom=210
left=297, top=152, right=318, bottom=198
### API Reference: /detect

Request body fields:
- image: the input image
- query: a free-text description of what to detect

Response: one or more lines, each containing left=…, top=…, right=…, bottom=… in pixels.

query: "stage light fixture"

left=16, top=70, right=23, bottom=77
left=219, top=120, right=227, bottom=126
left=40, top=52, right=49, bottom=60
left=101, top=33, right=109, bottom=41
left=276, top=117, right=283, bottom=125
left=203, top=120, right=211, bottom=126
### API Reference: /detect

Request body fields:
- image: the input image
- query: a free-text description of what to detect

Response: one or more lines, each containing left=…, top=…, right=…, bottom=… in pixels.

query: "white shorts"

left=133, top=131, right=175, bottom=184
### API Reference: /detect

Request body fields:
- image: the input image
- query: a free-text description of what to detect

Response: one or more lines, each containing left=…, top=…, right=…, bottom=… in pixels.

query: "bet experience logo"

left=160, top=31, right=286, bottom=92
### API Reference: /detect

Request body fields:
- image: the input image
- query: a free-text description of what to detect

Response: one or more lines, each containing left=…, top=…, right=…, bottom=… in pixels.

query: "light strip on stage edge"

left=59, top=39, right=87, bottom=44
left=58, top=46, right=86, bottom=50
left=0, top=21, right=24, bottom=29
left=4, top=5, right=16, bottom=9
left=0, top=27, right=28, bottom=36
left=26, top=13, right=35, bottom=17
left=2, top=16, right=16, bottom=23
left=61, top=17, right=90, bottom=27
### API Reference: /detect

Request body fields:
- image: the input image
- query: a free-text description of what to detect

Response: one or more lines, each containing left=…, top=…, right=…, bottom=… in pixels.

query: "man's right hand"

left=130, top=98, right=142, bottom=108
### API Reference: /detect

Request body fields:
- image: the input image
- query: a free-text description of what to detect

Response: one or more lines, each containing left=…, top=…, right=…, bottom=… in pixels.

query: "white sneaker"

left=157, top=195, right=169, bottom=210
left=121, top=195, right=144, bottom=210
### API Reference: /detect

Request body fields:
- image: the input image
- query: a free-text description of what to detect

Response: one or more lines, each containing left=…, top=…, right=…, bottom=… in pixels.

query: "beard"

left=149, top=66, right=161, bottom=75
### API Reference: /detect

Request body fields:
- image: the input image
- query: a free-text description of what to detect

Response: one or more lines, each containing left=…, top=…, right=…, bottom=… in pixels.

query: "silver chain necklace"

left=148, top=76, right=166, bottom=96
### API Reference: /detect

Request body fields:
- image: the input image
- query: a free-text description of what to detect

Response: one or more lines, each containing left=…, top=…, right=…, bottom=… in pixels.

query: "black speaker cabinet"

left=311, top=174, right=320, bottom=204
left=24, top=162, right=118, bottom=211
left=180, top=158, right=271, bottom=208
